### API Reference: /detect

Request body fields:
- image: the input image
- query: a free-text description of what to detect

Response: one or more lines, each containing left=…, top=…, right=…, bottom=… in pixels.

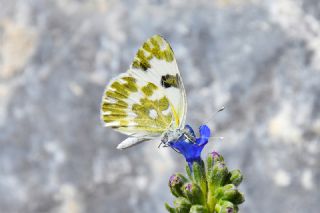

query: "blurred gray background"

left=0, top=0, right=319, bottom=212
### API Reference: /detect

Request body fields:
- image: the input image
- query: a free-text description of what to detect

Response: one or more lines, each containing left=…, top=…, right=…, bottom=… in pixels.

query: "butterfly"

left=100, top=35, right=198, bottom=149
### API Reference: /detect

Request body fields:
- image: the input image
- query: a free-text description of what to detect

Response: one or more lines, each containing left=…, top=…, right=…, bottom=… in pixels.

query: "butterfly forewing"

left=128, top=35, right=187, bottom=128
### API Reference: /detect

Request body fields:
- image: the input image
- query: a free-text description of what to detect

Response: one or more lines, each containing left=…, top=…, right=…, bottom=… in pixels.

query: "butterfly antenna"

left=204, top=106, right=225, bottom=124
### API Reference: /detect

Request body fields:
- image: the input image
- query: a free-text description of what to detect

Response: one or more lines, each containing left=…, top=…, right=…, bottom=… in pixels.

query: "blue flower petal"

left=185, top=124, right=196, bottom=137
left=168, top=125, right=211, bottom=167
left=197, top=125, right=211, bottom=146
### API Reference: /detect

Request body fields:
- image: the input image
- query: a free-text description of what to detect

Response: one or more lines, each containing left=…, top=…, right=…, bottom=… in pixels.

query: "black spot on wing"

left=161, top=74, right=180, bottom=88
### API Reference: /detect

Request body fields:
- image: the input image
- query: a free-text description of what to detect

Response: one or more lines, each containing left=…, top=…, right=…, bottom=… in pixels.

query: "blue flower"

left=168, top=125, right=211, bottom=168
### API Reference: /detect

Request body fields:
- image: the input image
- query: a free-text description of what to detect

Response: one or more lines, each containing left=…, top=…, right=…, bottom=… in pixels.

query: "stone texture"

left=0, top=0, right=319, bottom=212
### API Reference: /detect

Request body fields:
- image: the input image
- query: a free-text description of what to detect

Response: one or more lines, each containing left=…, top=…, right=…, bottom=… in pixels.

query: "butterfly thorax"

left=161, top=127, right=196, bottom=146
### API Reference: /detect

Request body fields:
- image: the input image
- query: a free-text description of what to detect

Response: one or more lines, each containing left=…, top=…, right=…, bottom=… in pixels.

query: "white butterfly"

left=100, top=35, right=193, bottom=149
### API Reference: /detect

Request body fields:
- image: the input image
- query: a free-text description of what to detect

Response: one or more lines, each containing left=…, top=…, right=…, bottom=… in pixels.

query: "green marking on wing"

left=141, top=82, right=158, bottom=96
left=132, top=96, right=172, bottom=132
left=102, top=76, right=139, bottom=124
left=132, top=35, right=175, bottom=71
left=101, top=74, right=173, bottom=133
left=122, top=76, right=138, bottom=92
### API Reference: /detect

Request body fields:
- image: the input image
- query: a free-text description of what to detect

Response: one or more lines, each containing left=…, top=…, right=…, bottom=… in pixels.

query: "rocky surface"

left=0, top=0, right=319, bottom=212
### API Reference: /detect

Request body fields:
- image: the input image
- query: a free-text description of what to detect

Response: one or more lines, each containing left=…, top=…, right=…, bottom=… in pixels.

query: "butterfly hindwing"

left=101, top=73, right=172, bottom=137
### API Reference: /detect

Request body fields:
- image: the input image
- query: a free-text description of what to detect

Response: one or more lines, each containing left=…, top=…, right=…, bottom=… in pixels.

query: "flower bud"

left=211, top=151, right=224, bottom=163
left=169, top=173, right=188, bottom=197
left=211, top=151, right=220, bottom=159
left=183, top=183, right=204, bottom=205
left=206, top=151, right=225, bottom=175
left=221, top=184, right=245, bottom=205
left=215, top=200, right=236, bottom=213
left=189, top=205, right=208, bottom=213
left=229, top=170, right=243, bottom=186
left=208, top=160, right=229, bottom=191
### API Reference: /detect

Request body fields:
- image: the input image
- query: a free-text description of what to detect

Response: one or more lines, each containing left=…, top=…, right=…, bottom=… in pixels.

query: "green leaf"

left=165, top=203, right=176, bottom=213
left=206, top=154, right=213, bottom=176
left=173, top=197, right=191, bottom=213
left=185, top=164, right=192, bottom=180
left=189, top=205, right=209, bottom=213
left=192, top=161, right=207, bottom=201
